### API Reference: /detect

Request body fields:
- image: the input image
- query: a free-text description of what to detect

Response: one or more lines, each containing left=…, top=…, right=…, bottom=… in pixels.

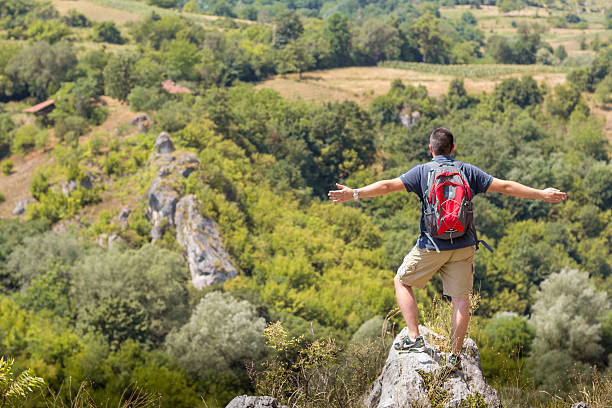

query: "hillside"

left=0, top=1, right=611, bottom=407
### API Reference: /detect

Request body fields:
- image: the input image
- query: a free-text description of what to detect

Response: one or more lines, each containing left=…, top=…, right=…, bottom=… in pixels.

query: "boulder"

left=118, top=207, right=131, bottom=228
left=154, top=132, right=174, bottom=154
left=129, top=114, right=148, bottom=126
left=225, top=396, right=287, bottom=408
left=12, top=199, right=32, bottom=216
left=175, top=195, right=238, bottom=289
left=364, top=326, right=500, bottom=408
left=61, top=180, right=78, bottom=196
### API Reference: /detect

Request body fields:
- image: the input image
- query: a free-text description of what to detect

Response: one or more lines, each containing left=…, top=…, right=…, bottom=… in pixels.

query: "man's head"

left=429, top=127, right=455, bottom=156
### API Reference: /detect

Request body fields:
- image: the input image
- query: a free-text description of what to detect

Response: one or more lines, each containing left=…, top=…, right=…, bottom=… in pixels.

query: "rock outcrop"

left=175, top=195, right=237, bottom=288
left=365, top=326, right=500, bottom=408
left=12, top=199, right=33, bottom=216
left=145, top=132, right=237, bottom=288
left=225, top=396, right=287, bottom=408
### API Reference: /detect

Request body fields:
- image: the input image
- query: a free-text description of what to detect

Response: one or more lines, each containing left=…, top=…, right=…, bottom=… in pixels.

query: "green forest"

left=0, top=0, right=611, bottom=407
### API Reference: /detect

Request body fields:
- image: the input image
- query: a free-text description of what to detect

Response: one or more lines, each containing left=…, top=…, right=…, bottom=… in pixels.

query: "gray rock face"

left=175, top=195, right=238, bottom=289
left=12, top=199, right=32, bottom=216
left=365, top=326, right=501, bottom=408
left=61, top=180, right=78, bottom=196
left=154, top=132, right=174, bottom=154
left=146, top=134, right=236, bottom=288
left=225, top=395, right=287, bottom=408
left=146, top=177, right=180, bottom=240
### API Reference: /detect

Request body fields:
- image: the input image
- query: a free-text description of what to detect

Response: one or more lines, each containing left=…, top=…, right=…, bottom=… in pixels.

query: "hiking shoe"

left=445, top=354, right=462, bottom=373
left=394, top=334, right=426, bottom=353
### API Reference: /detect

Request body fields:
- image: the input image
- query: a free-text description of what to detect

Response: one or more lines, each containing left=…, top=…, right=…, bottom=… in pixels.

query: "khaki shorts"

left=395, top=245, right=475, bottom=298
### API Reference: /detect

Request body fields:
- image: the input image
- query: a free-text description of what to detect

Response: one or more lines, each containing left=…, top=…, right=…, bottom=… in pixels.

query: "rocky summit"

left=364, top=326, right=500, bottom=408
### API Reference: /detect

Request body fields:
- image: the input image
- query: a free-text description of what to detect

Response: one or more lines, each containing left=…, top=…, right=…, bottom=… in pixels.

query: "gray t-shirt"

left=399, top=155, right=493, bottom=251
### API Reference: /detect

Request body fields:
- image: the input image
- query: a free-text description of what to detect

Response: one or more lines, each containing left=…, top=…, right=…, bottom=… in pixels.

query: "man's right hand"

left=328, top=183, right=354, bottom=203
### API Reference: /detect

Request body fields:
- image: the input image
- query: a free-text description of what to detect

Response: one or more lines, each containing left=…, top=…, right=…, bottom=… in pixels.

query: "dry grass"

left=257, top=66, right=567, bottom=106
left=51, top=0, right=141, bottom=24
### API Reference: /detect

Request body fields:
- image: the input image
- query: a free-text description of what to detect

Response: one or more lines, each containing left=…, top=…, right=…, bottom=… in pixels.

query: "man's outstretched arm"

left=328, top=178, right=405, bottom=203
left=487, top=178, right=567, bottom=202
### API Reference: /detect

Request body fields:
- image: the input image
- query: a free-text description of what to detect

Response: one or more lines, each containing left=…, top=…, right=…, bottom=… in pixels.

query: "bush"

left=165, top=291, right=266, bottom=376
left=62, top=9, right=91, bottom=27
left=128, top=86, right=167, bottom=112
left=484, top=312, right=534, bottom=359
left=30, top=172, right=49, bottom=200
left=91, top=21, right=125, bottom=44
left=54, top=114, right=89, bottom=141
left=11, top=123, right=38, bottom=154
left=1, top=160, right=13, bottom=175
left=529, top=268, right=610, bottom=392
left=72, top=245, right=190, bottom=348
left=0, top=191, right=4, bottom=203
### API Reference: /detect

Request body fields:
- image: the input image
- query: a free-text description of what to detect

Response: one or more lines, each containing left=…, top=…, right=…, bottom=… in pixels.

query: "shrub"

left=54, top=114, right=89, bottom=141
left=1, top=160, right=13, bottom=175
left=0, top=191, right=4, bottom=203
left=0, top=357, right=45, bottom=405
left=72, top=245, right=190, bottom=348
left=11, top=123, right=38, bottom=154
left=128, top=86, right=167, bottom=112
left=91, top=21, right=125, bottom=44
left=30, top=172, right=49, bottom=200
left=252, top=321, right=390, bottom=408
left=484, top=312, right=534, bottom=359
left=165, top=291, right=266, bottom=376
left=62, top=9, right=91, bottom=27
left=529, top=268, right=610, bottom=392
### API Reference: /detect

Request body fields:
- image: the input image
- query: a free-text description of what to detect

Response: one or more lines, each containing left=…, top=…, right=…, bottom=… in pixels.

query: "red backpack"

left=422, top=160, right=475, bottom=252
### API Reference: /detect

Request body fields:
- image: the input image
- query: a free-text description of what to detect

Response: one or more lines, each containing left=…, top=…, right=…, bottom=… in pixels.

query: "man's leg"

left=394, top=278, right=420, bottom=339
left=450, top=296, right=470, bottom=354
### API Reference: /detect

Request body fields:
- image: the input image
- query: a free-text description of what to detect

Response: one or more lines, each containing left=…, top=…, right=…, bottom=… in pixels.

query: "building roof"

left=23, top=99, right=55, bottom=113
left=162, top=80, right=193, bottom=95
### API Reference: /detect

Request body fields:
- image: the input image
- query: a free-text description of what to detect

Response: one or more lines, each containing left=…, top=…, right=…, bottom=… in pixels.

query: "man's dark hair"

left=429, top=127, right=454, bottom=155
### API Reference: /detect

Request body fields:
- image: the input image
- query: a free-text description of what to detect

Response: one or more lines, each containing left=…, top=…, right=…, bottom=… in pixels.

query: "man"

left=328, top=127, right=567, bottom=371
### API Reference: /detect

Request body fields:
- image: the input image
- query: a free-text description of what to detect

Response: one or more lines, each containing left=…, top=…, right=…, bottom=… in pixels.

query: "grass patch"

left=380, top=61, right=569, bottom=79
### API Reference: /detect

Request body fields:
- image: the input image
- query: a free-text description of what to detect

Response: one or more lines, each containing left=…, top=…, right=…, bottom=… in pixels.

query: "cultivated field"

left=440, top=5, right=611, bottom=57
left=50, top=0, right=254, bottom=26
left=257, top=65, right=568, bottom=106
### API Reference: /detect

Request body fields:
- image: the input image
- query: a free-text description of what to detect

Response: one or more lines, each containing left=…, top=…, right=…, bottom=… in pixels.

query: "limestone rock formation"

left=146, top=133, right=237, bottom=288
left=12, top=199, right=32, bottom=216
left=225, top=396, right=287, bottom=408
left=175, top=195, right=237, bottom=289
left=154, top=132, right=174, bottom=154
left=364, top=326, right=501, bottom=408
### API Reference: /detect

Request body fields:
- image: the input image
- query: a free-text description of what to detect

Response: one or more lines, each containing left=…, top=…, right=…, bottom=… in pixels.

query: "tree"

left=323, top=13, right=352, bottom=67
left=71, top=245, right=190, bottom=348
left=103, top=52, right=135, bottom=102
left=277, top=38, right=315, bottom=78
left=91, top=21, right=125, bottom=44
left=354, top=19, right=401, bottom=64
left=555, top=45, right=567, bottom=61
left=529, top=268, right=609, bottom=392
left=6, top=231, right=85, bottom=289
left=274, top=11, right=303, bottom=49
left=5, top=41, right=76, bottom=100
left=410, top=12, right=449, bottom=64
left=165, top=291, right=266, bottom=376
left=548, top=84, right=588, bottom=120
